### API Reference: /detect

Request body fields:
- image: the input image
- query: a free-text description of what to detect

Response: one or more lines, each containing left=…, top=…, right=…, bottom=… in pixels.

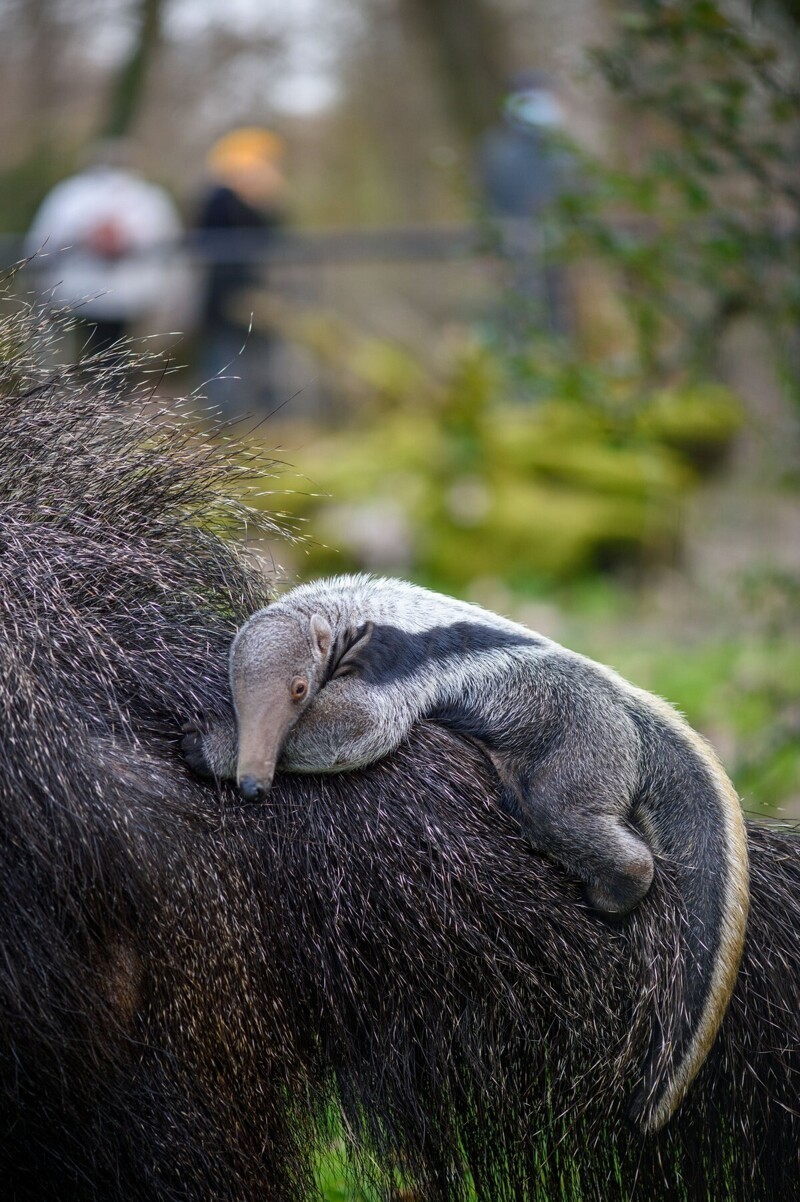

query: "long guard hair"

left=0, top=293, right=796, bottom=1200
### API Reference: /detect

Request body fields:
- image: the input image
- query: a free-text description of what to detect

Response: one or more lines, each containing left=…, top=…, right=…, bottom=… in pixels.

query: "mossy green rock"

left=260, top=397, right=695, bottom=588
left=635, top=383, right=743, bottom=469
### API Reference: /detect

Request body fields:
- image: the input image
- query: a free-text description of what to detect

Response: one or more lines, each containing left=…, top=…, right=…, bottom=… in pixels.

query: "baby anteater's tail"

left=628, top=696, right=749, bottom=1134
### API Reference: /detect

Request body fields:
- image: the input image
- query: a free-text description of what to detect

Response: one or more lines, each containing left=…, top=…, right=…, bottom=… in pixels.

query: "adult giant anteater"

left=0, top=295, right=797, bottom=1201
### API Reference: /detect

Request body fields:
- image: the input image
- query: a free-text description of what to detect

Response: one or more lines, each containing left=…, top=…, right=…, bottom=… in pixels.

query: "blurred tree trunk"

left=22, top=0, right=60, bottom=143
left=101, top=0, right=164, bottom=139
left=766, top=0, right=800, bottom=31
left=398, top=0, right=509, bottom=145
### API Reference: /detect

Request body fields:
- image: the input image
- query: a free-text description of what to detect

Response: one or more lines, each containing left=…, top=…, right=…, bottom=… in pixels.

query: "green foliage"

left=266, top=335, right=741, bottom=590
left=314, top=1137, right=383, bottom=1202
left=552, top=0, right=800, bottom=397
left=634, top=381, right=744, bottom=467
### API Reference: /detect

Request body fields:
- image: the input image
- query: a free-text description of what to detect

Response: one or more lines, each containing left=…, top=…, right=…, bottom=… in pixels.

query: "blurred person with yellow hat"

left=194, top=126, right=288, bottom=410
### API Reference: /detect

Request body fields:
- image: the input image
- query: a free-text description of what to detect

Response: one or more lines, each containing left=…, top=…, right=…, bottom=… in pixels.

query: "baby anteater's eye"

left=290, top=676, right=308, bottom=701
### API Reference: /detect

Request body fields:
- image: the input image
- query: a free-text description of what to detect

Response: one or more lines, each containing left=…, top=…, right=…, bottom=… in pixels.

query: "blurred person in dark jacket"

left=479, top=71, right=573, bottom=338
left=194, top=128, right=287, bottom=411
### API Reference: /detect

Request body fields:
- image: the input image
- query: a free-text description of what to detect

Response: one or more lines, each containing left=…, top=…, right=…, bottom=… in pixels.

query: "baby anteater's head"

left=230, top=608, right=333, bottom=799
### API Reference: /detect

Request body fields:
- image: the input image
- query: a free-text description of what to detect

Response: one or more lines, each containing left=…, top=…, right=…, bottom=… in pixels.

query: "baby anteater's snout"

left=239, top=775, right=269, bottom=802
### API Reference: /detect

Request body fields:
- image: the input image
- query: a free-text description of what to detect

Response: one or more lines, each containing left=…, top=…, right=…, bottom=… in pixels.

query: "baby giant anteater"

left=187, top=573, right=750, bottom=1134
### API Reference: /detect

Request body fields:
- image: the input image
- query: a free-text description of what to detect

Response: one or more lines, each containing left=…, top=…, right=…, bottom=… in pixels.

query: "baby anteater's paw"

left=181, top=720, right=214, bottom=779
left=181, top=713, right=239, bottom=782
left=586, top=851, right=655, bottom=916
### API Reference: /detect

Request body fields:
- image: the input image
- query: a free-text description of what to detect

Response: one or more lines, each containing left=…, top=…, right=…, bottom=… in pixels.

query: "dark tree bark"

left=101, top=0, right=164, bottom=139
left=398, top=0, right=510, bottom=145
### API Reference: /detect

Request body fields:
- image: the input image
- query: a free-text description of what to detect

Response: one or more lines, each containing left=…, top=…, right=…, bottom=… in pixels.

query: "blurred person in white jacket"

left=26, top=141, right=183, bottom=353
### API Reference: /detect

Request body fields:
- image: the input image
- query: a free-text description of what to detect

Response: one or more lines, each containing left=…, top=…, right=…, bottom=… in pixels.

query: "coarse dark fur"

left=0, top=293, right=797, bottom=1200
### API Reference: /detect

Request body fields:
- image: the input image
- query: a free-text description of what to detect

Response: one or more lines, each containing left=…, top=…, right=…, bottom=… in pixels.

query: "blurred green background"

left=2, top=3, right=799, bottom=1192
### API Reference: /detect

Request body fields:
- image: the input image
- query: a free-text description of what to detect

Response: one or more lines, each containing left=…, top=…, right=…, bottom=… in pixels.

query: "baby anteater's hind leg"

left=581, top=816, right=654, bottom=914
left=514, top=786, right=655, bottom=916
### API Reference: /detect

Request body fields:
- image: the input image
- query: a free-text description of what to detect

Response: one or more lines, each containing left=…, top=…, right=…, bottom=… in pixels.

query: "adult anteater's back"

left=0, top=294, right=797, bottom=1201
left=0, top=298, right=315, bottom=1200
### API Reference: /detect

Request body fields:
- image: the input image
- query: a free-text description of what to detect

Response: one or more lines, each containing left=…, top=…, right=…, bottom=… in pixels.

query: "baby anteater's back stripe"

left=355, top=621, right=540, bottom=686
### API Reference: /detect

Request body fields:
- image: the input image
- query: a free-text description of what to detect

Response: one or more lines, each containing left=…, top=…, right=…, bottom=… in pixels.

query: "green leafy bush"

left=258, top=338, right=741, bottom=592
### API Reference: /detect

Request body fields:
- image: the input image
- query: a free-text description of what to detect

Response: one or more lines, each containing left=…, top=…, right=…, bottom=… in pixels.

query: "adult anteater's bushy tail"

left=0, top=291, right=798, bottom=1201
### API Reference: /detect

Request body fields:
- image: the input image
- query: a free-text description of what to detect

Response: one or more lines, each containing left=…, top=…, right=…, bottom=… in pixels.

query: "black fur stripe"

left=353, top=622, right=540, bottom=685
left=322, top=622, right=373, bottom=685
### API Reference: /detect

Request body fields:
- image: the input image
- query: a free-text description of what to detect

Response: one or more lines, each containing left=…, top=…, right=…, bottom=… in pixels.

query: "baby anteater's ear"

left=309, top=613, right=333, bottom=661
left=331, top=621, right=374, bottom=680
